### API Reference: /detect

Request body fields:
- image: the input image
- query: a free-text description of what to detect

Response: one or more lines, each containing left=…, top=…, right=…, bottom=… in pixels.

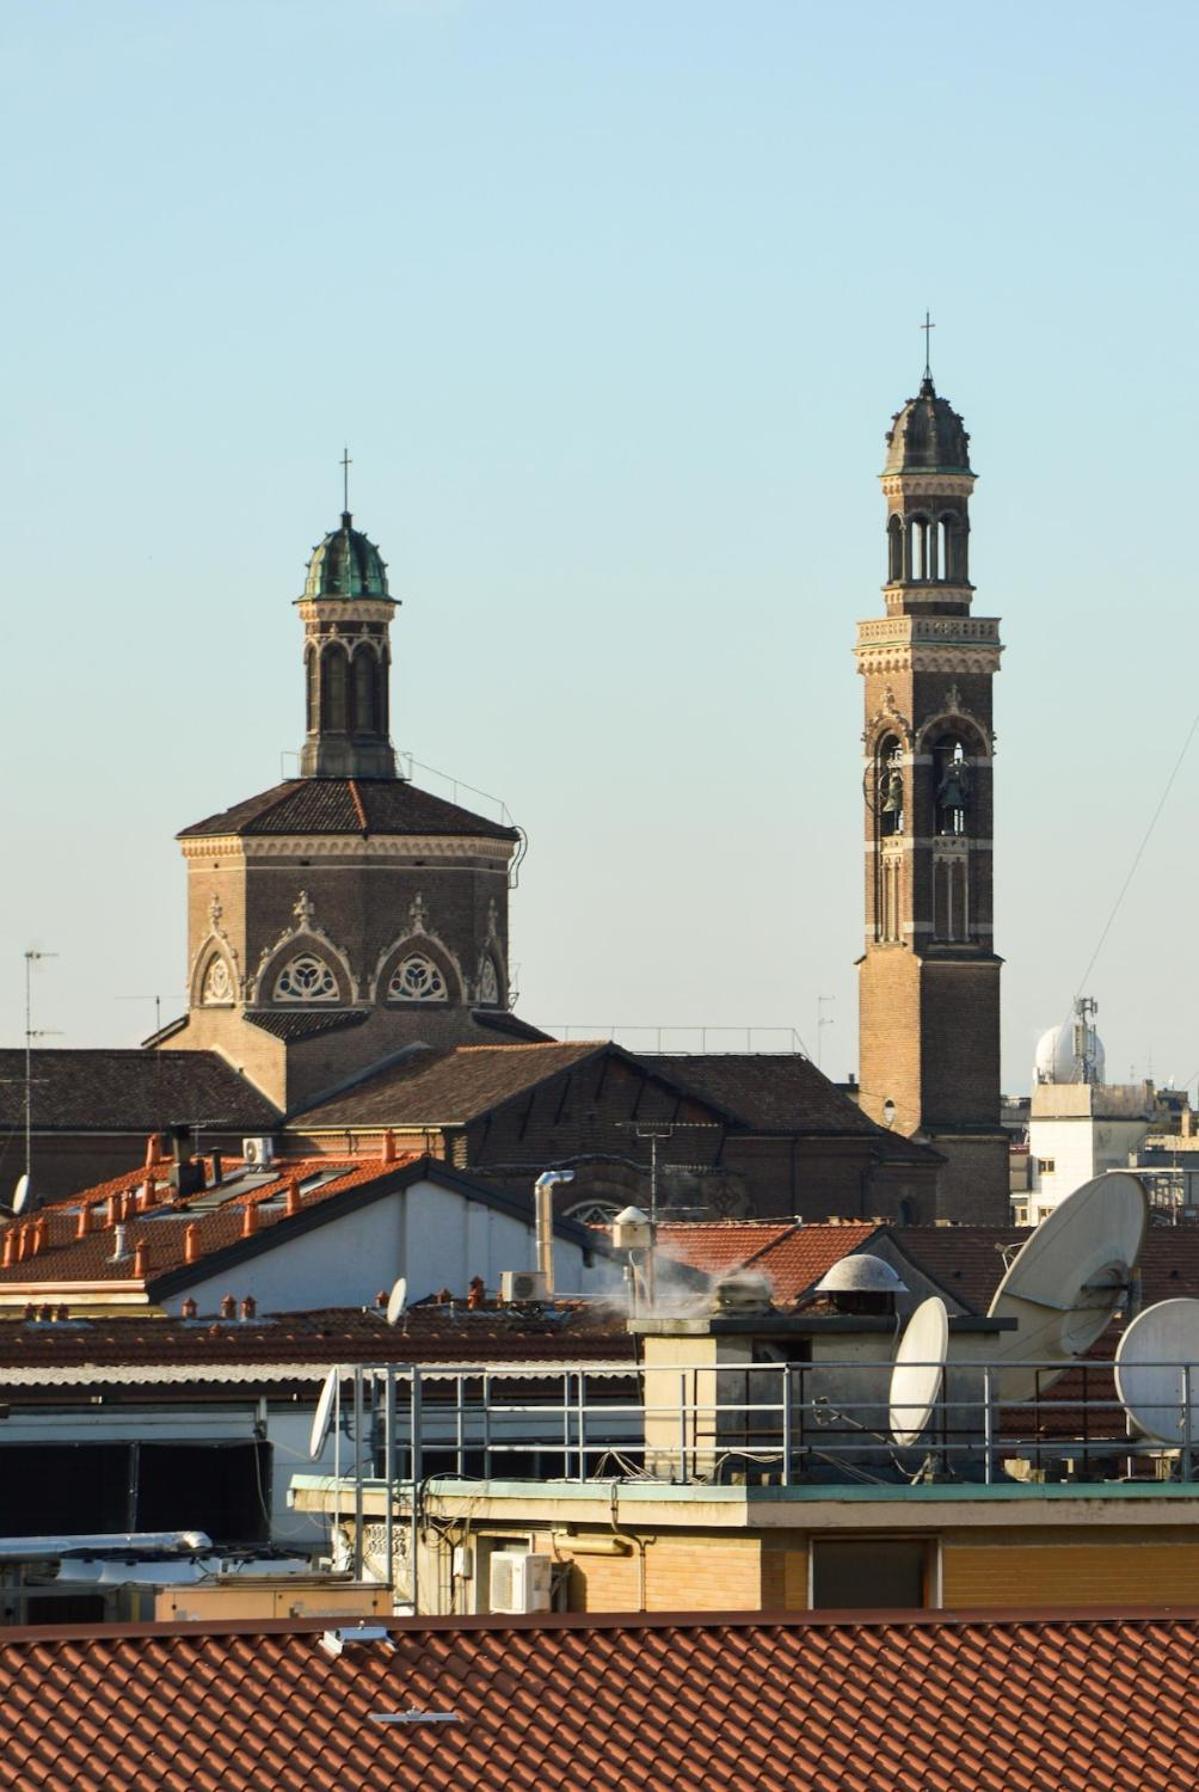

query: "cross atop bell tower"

left=854, top=360, right=1009, bottom=1221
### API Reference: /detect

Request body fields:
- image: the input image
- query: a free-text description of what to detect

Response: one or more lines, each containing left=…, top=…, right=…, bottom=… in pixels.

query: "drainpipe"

left=533, top=1170, right=575, bottom=1295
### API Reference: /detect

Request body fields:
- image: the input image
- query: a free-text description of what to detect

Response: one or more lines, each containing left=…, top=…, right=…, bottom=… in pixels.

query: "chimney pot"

left=75, top=1206, right=89, bottom=1241
left=381, top=1129, right=396, bottom=1166
left=184, top=1222, right=199, bottom=1265
left=2, top=1233, right=14, bottom=1269
left=240, top=1295, right=257, bottom=1320
left=132, top=1240, right=148, bottom=1279
left=375, top=1289, right=388, bottom=1308
left=181, top=1297, right=198, bottom=1319
left=242, top=1203, right=258, bottom=1238
left=285, top=1180, right=301, bottom=1217
left=55, top=1304, right=69, bottom=1322
left=22, top=1302, right=35, bottom=1321
left=219, top=1293, right=236, bottom=1320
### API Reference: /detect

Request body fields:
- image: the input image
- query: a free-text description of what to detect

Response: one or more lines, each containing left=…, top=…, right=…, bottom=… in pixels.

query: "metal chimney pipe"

left=533, top=1170, right=575, bottom=1296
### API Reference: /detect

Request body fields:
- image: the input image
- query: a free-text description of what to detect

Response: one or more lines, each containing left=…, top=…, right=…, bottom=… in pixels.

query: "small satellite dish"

left=309, top=1368, right=339, bottom=1460
left=1115, top=1298, right=1199, bottom=1444
left=12, top=1175, right=31, bottom=1217
left=889, top=1296, right=949, bottom=1447
left=987, top=1171, right=1148, bottom=1401
left=385, top=1277, right=408, bottom=1326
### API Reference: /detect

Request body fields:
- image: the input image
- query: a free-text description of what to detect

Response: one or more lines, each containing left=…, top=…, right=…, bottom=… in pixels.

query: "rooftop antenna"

left=23, top=949, right=58, bottom=1191
left=920, top=310, right=936, bottom=383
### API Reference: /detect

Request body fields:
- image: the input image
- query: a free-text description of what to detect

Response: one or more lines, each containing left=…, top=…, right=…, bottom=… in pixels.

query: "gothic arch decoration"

left=370, top=898, right=466, bottom=1008
left=188, top=894, right=243, bottom=1009
left=272, top=952, right=340, bottom=1003
left=915, top=694, right=992, bottom=756
left=862, top=685, right=914, bottom=751
left=473, top=896, right=506, bottom=1007
left=248, top=889, right=358, bottom=1006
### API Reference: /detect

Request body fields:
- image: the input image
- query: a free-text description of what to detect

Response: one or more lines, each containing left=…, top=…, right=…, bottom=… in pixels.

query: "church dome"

left=884, top=378, right=972, bottom=475
left=303, top=513, right=390, bottom=600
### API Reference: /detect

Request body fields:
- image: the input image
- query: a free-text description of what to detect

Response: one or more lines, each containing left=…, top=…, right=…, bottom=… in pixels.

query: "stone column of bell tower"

left=854, top=372, right=1010, bottom=1221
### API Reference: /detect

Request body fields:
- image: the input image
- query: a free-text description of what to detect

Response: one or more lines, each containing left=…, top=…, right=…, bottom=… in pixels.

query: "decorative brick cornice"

left=181, top=835, right=514, bottom=865
left=296, top=598, right=396, bottom=624
left=856, top=646, right=1003, bottom=676
left=880, top=472, right=976, bottom=499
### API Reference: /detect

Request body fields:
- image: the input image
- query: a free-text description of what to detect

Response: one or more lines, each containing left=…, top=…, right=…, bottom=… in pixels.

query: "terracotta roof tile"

left=0, top=1609, right=1194, bottom=1791
left=0, top=1156, right=416, bottom=1289
left=658, top=1220, right=882, bottom=1300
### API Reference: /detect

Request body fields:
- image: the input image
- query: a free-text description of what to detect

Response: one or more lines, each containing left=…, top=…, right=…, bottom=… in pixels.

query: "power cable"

left=1074, top=703, right=1199, bottom=998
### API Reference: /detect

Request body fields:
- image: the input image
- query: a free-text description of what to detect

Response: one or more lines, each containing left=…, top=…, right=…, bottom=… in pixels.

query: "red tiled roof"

left=892, top=1224, right=1199, bottom=1318
left=0, top=1156, right=418, bottom=1289
left=659, top=1220, right=882, bottom=1300
left=2, top=1607, right=1199, bottom=1790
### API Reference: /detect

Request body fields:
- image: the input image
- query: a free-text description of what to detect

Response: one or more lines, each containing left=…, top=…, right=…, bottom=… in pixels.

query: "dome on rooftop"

left=303, top=513, right=390, bottom=600
left=884, top=378, right=972, bottom=475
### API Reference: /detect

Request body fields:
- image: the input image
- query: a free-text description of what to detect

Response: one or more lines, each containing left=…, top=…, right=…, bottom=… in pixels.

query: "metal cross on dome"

left=920, top=311, right=936, bottom=381
left=340, top=446, right=352, bottom=514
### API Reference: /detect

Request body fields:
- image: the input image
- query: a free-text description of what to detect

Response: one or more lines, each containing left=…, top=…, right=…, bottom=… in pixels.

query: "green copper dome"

left=303, top=513, right=390, bottom=600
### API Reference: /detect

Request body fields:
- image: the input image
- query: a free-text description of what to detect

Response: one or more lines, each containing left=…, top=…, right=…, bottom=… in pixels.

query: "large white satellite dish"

left=1115, top=1298, right=1199, bottom=1445
left=386, top=1277, right=408, bottom=1326
left=309, top=1368, right=339, bottom=1460
left=987, top=1171, right=1147, bottom=1401
left=12, top=1175, right=30, bottom=1217
left=889, top=1296, right=949, bottom=1447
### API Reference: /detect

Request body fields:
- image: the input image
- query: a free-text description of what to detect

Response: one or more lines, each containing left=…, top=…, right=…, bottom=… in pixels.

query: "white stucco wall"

left=162, top=1177, right=607, bottom=1315
left=1028, top=1116, right=1149, bottom=1219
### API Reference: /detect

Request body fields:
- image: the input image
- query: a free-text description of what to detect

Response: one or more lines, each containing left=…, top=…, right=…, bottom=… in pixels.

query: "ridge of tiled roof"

left=0, top=1049, right=280, bottom=1132
left=2, top=1608, right=1198, bottom=1790
left=178, top=777, right=519, bottom=841
left=289, top=1040, right=608, bottom=1129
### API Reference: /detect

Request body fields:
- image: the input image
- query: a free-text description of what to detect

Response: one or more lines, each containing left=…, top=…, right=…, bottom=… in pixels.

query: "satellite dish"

left=889, top=1296, right=949, bottom=1447
left=309, top=1368, right=339, bottom=1460
left=12, top=1175, right=30, bottom=1217
left=1115, top=1298, right=1199, bottom=1444
left=385, top=1277, right=408, bottom=1326
left=987, top=1171, right=1148, bottom=1401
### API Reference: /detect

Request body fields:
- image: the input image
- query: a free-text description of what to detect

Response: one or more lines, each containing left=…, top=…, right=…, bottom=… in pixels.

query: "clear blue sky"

left=2, top=0, right=1197, bottom=1095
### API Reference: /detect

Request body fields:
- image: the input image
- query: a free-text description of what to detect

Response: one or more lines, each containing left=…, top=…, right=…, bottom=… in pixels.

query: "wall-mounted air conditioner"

left=242, top=1137, right=275, bottom=1167
left=489, top=1551, right=552, bottom=1615
left=500, top=1270, right=548, bottom=1304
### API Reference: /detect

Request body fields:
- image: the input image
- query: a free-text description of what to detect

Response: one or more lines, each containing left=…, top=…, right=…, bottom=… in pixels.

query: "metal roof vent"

left=319, top=1624, right=394, bottom=1658
left=814, top=1254, right=908, bottom=1294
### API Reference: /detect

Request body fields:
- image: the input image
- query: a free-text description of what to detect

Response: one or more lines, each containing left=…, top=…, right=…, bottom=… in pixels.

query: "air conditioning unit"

left=242, top=1137, right=275, bottom=1167
left=500, top=1270, right=548, bottom=1304
left=489, top=1551, right=552, bottom=1615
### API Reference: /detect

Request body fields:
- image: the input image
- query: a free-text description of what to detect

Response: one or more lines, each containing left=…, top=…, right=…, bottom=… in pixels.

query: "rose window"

left=273, top=954, right=339, bottom=1003
left=387, top=952, right=447, bottom=1003
left=202, top=957, right=234, bottom=1004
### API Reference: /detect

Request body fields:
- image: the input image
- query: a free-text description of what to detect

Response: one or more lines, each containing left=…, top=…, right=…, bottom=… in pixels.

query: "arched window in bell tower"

left=877, top=735, right=904, bottom=837
left=932, top=737, right=971, bottom=837
left=887, top=515, right=903, bottom=583
left=907, top=515, right=931, bottom=581
left=305, top=648, right=318, bottom=735
left=938, top=514, right=956, bottom=583
left=352, top=646, right=376, bottom=735
left=322, top=644, right=349, bottom=733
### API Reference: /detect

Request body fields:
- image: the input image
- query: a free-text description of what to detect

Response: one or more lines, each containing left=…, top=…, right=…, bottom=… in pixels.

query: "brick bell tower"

left=854, top=352, right=1009, bottom=1220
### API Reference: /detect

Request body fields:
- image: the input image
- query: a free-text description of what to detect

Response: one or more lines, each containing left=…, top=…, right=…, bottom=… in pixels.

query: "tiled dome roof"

left=303, top=513, right=390, bottom=599
left=883, top=378, right=972, bottom=474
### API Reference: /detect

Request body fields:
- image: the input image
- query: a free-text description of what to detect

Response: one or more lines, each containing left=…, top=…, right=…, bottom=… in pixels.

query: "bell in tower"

left=854, top=345, right=1009, bottom=1222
